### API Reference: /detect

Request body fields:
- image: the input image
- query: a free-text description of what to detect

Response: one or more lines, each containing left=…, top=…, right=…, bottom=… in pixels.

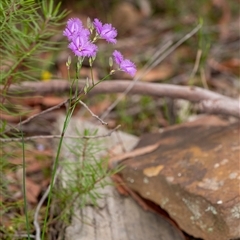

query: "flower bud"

left=109, top=56, right=113, bottom=67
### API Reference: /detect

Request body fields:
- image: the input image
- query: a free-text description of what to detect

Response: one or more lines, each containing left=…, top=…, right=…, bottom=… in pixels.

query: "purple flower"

left=112, top=50, right=136, bottom=77
left=120, top=59, right=136, bottom=77
left=93, top=18, right=117, bottom=44
left=113, top=50, right=123, bottom=65
left=63, top=18, right=90, bottom=41
left=68, top=35, right=98, bottom=58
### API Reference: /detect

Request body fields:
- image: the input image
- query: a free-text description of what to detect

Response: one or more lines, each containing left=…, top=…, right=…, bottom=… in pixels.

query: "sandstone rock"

left=120, top=116, right=240, bottom=240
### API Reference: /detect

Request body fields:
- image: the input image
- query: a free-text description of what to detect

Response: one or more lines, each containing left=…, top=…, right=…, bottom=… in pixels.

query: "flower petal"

left=93, top=18, right=117, bottom=44
left=113, top=50, right=124, bottom=65
left=63, top=18, right=90, bottom=41
left=120, top=59, right=136, bottom=77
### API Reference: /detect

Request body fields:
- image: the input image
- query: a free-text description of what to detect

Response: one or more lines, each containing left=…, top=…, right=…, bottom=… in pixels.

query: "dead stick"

left=4, top=80, right=240, bottom=118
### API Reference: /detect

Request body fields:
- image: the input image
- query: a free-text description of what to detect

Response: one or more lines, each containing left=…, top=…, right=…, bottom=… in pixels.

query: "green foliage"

left=0, top=0, right=68, bottom=134
left=197, top=18, right=211, bottom=70
left=116, top=95, right=159, bottom=135
left=51, top=129, right=121, bottom=226
left=0, top=142, right=34, bottom=239
left=0, top=1, right=70, bottom=238
left=0, top=0, right=67, bottom=87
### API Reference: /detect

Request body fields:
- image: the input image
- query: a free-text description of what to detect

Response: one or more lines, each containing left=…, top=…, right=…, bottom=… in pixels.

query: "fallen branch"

left=5, top=80, right=240, bottom=118
left=200, top=99, right=239, bottom=118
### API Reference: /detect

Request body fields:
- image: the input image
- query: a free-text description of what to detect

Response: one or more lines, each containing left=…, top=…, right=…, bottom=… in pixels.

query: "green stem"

left=41, top=64, right=79, bottom=238
left=90, top=67, right=94, bottom=86
left=21, top=125, right=30, bottom=240
left=41, top=103, right=76, bottom=239
left=86, top=73, right=111, bottom=94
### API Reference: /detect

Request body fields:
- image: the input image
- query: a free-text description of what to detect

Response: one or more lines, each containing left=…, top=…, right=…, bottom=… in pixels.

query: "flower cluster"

left=63, top=18, right=136, bottom=77
left=63, top=18, right=97, bottom=57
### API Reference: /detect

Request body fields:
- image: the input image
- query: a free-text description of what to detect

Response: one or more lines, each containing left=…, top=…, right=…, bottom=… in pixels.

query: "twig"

left=1, top=97, right=108, bottom=135
left=1, top=99, right=69, bottom=135
left=78, top=100, right=108, bottom=125
left=0, top=125, right=121, bottom=142
left=200, top=68, right=209, bottom=89
left=34, top=168, right=61, bottom=240
left=189, top=49, right=202, bottom=85
left=34, top=187, right=50, bottom=240
left=13, top=234, right=35, bottom=239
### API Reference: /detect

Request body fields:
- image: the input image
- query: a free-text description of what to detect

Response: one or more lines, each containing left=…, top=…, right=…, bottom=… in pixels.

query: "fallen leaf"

left=143, top=63, right=174, bottom=82
left=42, top=96, right=67, bottom=107
left=25, top=177, right=41, bottom=204
left=109, top=141, right=161, bottom=168
left=89, top=97, right=112, bottom=115
left=212, top=0, right=231, bottom=40
left=220, top=58, right=240, bottom=75
left=143, top=165, right=164, bottom=177
left=208, top=58, right=240, bottom=75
